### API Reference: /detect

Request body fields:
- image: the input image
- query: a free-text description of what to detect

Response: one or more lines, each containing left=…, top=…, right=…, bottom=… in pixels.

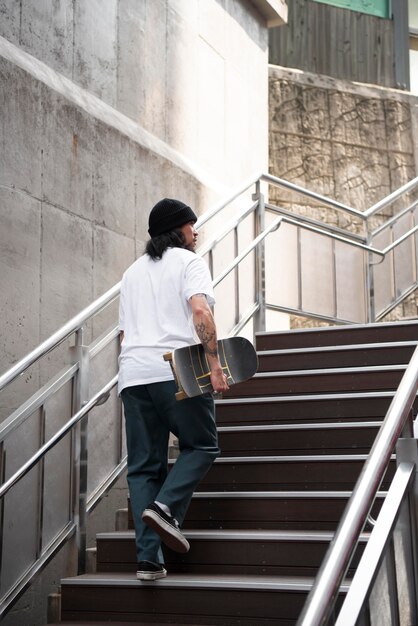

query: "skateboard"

left=164, top=336, right=258, bottom=401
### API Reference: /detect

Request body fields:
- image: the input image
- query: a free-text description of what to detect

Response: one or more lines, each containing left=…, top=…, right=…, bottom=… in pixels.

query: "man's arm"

left=189, top=294, right=229, bottom=393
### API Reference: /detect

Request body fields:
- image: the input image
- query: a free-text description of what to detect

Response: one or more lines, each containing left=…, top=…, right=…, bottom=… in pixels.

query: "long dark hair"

left=145, top=229, right=186, bottom=260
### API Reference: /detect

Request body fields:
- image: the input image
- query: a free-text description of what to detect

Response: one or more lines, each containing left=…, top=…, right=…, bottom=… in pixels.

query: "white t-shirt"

left=118, top=247, right=215, bottom=394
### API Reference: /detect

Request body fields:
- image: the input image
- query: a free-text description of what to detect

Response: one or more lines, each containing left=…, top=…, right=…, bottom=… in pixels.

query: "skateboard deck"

left=164, top=336, right=258, bottom=401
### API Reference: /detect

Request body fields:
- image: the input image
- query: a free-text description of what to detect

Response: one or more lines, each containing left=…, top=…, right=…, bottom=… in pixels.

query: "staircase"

left=56, top=321, right=418, bottom=625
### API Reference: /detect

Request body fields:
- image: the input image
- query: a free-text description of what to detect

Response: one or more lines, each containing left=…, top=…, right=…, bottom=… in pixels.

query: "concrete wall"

left=268, top=65, right=418, bottom=326
left=0, top=2, right=275, bottom=624
left=0, top=0, right=269, bottom=185
left=0, top=0, right=271, bottom=396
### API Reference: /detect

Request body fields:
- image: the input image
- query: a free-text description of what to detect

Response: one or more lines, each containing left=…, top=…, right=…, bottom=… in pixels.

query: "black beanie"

left=148, top=198, right=198, bottom=237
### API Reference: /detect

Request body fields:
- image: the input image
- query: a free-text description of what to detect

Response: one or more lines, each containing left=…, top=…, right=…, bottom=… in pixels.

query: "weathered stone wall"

left=269, top=66, right=417, bottom=211
left=268, top=65, right=418, bottom=327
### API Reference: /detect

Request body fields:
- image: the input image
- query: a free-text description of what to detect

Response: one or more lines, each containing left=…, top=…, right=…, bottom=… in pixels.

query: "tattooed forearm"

left=195, top=321, right=218, bottom=357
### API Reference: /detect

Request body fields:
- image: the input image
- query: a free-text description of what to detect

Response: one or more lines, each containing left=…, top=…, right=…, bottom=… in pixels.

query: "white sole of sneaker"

left=142, top=509, right=190, bottom=554
left=136, top=568, right=167, bottom=581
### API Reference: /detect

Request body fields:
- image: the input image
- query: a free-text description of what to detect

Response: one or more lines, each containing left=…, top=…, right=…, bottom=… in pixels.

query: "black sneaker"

left=136, top=560, right=167, bottom=581
left=142, top=502, right=190, bottom=554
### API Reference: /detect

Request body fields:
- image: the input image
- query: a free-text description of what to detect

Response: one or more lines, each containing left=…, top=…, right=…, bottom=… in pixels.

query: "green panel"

left=312, top=0, right=390, bottom=18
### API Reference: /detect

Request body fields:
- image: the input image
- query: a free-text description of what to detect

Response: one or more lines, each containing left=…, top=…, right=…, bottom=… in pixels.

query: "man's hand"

left=189, top=294, right=229, bottom=393
left=209, top=364, right=230, bottom=393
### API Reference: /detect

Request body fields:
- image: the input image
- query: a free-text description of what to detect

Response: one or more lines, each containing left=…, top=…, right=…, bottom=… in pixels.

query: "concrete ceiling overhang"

left=249, top=0, right=288, bottom=27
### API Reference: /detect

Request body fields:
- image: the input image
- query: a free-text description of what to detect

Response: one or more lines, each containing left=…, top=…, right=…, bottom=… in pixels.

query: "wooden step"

left=126, top=491, right=385, bottom=531
left=185, top=491, right=385, bottom=531
left=216, top=392, right=400, bottom=426
left=50, top=623, right=212, bottom=626
left=257, top=342, right=417, bottom=372
left=225, top=366, right=406, bottom=399
left=52, top=623, right=220, bottom=626
left=96, top=529, right=368, bottom=578
left=57, top=322, right=413, bottom=625
left=217, top=422, right=381, bottom=455
left=255, top=320, right=418, bottom=351
left=51, top=622, right=223, bottom=626
left=60, top=572, right=348, bottom=625
left=180, top=455, right=395, bottom=491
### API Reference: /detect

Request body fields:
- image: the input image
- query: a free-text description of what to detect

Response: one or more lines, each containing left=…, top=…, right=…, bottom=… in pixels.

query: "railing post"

left=253, top=180, right=266, bottom=333
left=366, top=224, right=376, bottom=323
left=396, top=436, right=418, bottom=625
left=70, top=327, right=90, bottom=574
left=0, top=442, right=5, bottom=585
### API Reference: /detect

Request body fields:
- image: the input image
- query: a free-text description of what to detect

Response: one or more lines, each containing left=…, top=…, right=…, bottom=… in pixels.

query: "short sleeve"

left=119, top=274, right=126, bottom=331
left=184, top=256, right=215, bottom=306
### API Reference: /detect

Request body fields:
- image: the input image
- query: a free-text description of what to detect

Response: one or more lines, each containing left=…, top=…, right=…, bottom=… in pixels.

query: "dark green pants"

left=121, top=381, right=219, bottom=563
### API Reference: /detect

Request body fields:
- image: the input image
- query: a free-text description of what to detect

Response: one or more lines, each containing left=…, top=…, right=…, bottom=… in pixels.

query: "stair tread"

left=49, top=623, right=223, bottom=626
left=217, top=390, right=396, bottom=405
left=59, top=323, right=410, bottom=623
left=193, top=489, right=387, bottom=497
left=257, top=340, right=418, bottom=356
left=171, top=454, right=374, bottom=464
left=97, top=529, right=369, bottom=542
left=61, top=571, right=351, bottom=592
left=217, top=421, right=382, bottom=431
left=255, top=321, right=418, bottom=349
left=253, top=364, right=406, bottom=378
left=213, top=454, right=372, bottom=461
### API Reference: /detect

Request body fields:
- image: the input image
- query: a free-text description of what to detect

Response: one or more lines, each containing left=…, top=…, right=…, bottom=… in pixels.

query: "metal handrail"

left=197, top=201, right=258, bottom=256
left=276, top=215, right=384, bottom=256
left=1, top=170, right=418, bottom=621
left=265, top=201, right=367, bottom=243
left=0, top=362, right=79, bottom=441
left=380, top=223, right=418, bottom=255
left=3, top=172, right=418, bottom=394
left=0, top=325, right=119, bottom=445
left=212, top=217, right=282, bottom=287
left=364, top=175, right=418, bottom=218
left=371, top=199, right=418, bottom=237
left=0, top=282, right=120, bottom=392
left=195, top=171, right=261, bottom=229
left=335, top=462, right=415, bottom=626
left=261, top=172, right=365, bottom=219
left=0, top=375, right=118, bottom=500
left=297, top=345, right=418, bottom=626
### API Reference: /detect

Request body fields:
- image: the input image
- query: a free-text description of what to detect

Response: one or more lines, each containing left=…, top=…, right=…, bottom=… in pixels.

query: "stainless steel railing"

left=2, top=171, right=418, bottom=619
left=0, top=180, right=281, bottom=616
left=335, top=459, right=417, bottom=625
left=0, top=282, right=120, bottom=393
left=364, top=176, right=418, bottom=218
left=297, top=346, right=418, bottom=625
left=0, top=377, right=118, bottom=501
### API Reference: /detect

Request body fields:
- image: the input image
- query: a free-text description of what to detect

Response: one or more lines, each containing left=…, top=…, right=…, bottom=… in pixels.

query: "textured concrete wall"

left=268, top=65, right=418, bottom=326
left=0, top=0, right=269, bottom=185
left=0, top=0, right=270, bottom=389
left=0, top=2, right=271, bottom=624
left=0, top=49, right=205, bottom=418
